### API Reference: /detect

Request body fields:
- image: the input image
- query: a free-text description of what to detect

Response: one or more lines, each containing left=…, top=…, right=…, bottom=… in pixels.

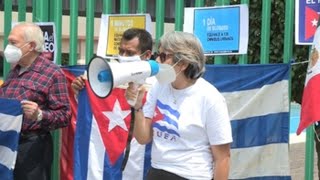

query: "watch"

left=37, top=109, right=43, bottom=121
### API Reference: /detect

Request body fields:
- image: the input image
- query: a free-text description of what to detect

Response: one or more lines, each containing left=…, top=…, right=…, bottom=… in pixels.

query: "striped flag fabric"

left=60, top=65, right=87, bottom=180
left=61, top=66, right=151, bottom=180
left=61, top=63, right=291, bottom=180
left=297, top=26, right=320, bottom=135
left=0, top=98, right=23, bottom=180
left=74, top=85, right=151, bottom=180
left=204, top=64, right=291, bottom=179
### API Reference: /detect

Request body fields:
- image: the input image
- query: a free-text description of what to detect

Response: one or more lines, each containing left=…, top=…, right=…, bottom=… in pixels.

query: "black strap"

left=121, top=107, right=135, bottom=171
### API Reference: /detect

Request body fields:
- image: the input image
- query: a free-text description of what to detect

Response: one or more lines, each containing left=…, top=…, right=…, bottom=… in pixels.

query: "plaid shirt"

left=0, top=54, right=71, bottom=132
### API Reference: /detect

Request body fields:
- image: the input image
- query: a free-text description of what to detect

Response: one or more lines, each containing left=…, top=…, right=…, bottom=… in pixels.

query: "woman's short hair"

left=15, top=22, right=44, bottom=52
left=159, top=31, right=206, bottom=79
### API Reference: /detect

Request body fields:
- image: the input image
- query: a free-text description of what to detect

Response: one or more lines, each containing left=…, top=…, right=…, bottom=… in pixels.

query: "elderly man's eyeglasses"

left=153, top=52, right=173, bottom=63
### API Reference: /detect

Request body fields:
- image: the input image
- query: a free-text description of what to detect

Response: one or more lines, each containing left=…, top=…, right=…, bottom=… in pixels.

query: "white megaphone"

left=87, top=56, right=176, bottom=105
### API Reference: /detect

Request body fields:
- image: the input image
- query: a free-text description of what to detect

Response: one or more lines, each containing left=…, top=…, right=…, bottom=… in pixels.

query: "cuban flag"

left=0, top=98, right=23, bottom=180
left=296, top=0, right=320, bottom=44
left=74, top=84, right=152, bottom=180
left=204, top=64, right=291, bottom=179
left=297, top=26, right=320, bottom=135
left=61, top=63, right=291, bottom=179
left=60, top=65, right=87, bottom=180
left=61, top=65, right=152, bottom=180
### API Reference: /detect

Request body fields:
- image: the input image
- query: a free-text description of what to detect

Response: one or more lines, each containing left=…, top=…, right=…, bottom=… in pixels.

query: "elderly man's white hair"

left=13, top=22, right=44, bottom=52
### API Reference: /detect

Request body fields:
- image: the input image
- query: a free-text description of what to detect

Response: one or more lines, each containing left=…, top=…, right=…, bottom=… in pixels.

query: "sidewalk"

left=290, top=142, right=318, bottom=180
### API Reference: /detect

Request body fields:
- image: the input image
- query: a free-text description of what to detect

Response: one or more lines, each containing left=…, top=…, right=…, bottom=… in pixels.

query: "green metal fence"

left=1, top=0, right=309, bottom=179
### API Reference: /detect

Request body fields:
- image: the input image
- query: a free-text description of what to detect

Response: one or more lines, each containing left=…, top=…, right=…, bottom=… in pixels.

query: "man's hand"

left=71, top=75, right=86, bottom=95
left=21, top=100, right=41, bottom=121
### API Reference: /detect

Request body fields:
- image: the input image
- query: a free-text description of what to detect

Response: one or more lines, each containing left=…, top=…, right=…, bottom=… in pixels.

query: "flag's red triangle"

left=305, top=6, right=319, bottom=40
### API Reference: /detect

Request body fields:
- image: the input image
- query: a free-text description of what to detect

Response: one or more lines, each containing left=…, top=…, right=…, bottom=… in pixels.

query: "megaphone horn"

left=87, top=56, right=160, bottom=98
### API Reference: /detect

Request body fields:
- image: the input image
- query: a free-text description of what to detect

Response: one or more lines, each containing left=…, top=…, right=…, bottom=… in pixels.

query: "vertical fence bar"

left=18, top=0, right=26, bottom=22
left=155, top=0, right=165, bottom=45
left=32, top=0, right=37, bottom=22
left=215, top=0, right=230, bottom=64
left=239, top=0, right=249, bottom=64
left=306, top=126, right=315, bottom=180
left=103, top=0, right=113, bottom=14
left=52, top=0, right=62, bottom=65
left=120, top=0, right=129, bottom=14
left=305, top=44, right=316, bottom=180
left=260, top=0, right=271, bottom=64
left=175, top=0, right=184, bottom=31
left=283, top=6, right=295, bottom=179
left=37, top=0, right=49, bottom=22
left=137, top=0, right=147, bottom=13
left=283, top=0, right=294, bottom=63
left=195, top=0, right=204, bottom=7
left=3, top=0, right=12, bottom=80
left=85, top=0, right=95, bottom=64
left=69, top=0, right=79, bottom=65
left=50, top=0, right=63, bottom=179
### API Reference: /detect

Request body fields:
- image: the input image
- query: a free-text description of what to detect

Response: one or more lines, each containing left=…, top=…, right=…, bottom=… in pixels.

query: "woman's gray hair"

left=15, top=22, right=44, bottom=52
left=159, top=31, right=206, bottom=79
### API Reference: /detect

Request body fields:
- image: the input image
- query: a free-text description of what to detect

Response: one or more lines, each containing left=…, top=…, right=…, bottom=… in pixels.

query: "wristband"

left=37, top=109, right=43, bottom=121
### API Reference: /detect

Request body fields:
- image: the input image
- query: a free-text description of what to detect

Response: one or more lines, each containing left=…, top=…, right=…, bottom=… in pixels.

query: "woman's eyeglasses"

left=153, top=52, right=173, bottom=63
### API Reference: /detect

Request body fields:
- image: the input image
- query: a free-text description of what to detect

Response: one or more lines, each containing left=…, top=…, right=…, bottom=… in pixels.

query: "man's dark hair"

left=121, top=28, right=153, bottom=53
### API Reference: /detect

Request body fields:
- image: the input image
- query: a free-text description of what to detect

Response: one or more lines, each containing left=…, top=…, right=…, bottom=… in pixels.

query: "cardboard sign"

left=97, top=14, right=152, bottom=57
left=184, top=5, right=248, bottom=55
left=37, top=22, right=56, bottom=63
left=295, top=0, right=320, bottom=45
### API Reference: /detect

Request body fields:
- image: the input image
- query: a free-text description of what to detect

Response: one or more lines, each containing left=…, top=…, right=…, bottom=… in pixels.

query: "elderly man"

left=0, top=22, right=71, bottom=180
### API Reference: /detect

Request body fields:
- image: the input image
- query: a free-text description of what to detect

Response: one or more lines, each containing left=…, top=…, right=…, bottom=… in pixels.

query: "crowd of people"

left=1, top=22, right=232, bottom=180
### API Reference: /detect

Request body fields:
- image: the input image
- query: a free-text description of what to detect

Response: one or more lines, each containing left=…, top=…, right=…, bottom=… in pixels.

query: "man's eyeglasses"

left=153, top=52, right=173, bottom=63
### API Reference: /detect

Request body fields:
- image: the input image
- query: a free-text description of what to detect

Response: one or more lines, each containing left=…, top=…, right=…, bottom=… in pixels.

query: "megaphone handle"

left=127, top=83, right=139, bottom=106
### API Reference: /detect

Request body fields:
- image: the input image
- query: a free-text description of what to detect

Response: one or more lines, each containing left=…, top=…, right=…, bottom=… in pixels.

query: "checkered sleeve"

left=40, top=68, right=72, bottom=130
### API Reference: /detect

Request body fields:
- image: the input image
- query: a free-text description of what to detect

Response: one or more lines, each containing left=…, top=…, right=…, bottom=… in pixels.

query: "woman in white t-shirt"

left=126, top=31, right=233, bottom=180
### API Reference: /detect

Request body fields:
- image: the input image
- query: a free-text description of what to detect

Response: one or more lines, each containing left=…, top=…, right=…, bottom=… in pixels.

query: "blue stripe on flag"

left=74, top=90, right=92, bottom=180
left=0, top=130, right=20, bottom=151
left=0, top=98, right=22, bottom=116
left=0, top=164, right=13, bottom=180
left=157, top=100, right=180, bottom=119
left=102, top=153, right=124, bottom=180
left=0, top=98, right=23, bottom=180
left=61, top=65, right=87, bottom=77
left=143, top=143, right=152, bottom=180
left=204, top=64, right=290, bottom=92
left=231, top=112, right=289, bottom=149
left=230, top=176, right=292, bottom=180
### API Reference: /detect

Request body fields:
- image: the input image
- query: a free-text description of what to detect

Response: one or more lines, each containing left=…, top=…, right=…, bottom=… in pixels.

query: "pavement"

left=290, top=141, right=319, bottom=180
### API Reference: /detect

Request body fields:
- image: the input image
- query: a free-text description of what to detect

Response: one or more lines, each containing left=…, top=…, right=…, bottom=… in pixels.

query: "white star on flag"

left=103, top=99, right=131, bottom=132
left=312, top=18, right=318, bottom=27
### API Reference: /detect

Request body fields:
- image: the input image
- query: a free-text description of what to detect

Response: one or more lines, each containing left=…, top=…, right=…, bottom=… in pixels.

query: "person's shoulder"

left=36, top=56, right=65, bottom=77
left=195, top=78, right=225, bottom=101
left=196, top=78, right=219, bottom=93
left=38, top=56, right=62, bottom=70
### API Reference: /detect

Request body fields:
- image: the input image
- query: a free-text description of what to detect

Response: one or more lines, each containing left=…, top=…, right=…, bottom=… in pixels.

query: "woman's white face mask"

left=4, top=43, right=29, bottom=64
